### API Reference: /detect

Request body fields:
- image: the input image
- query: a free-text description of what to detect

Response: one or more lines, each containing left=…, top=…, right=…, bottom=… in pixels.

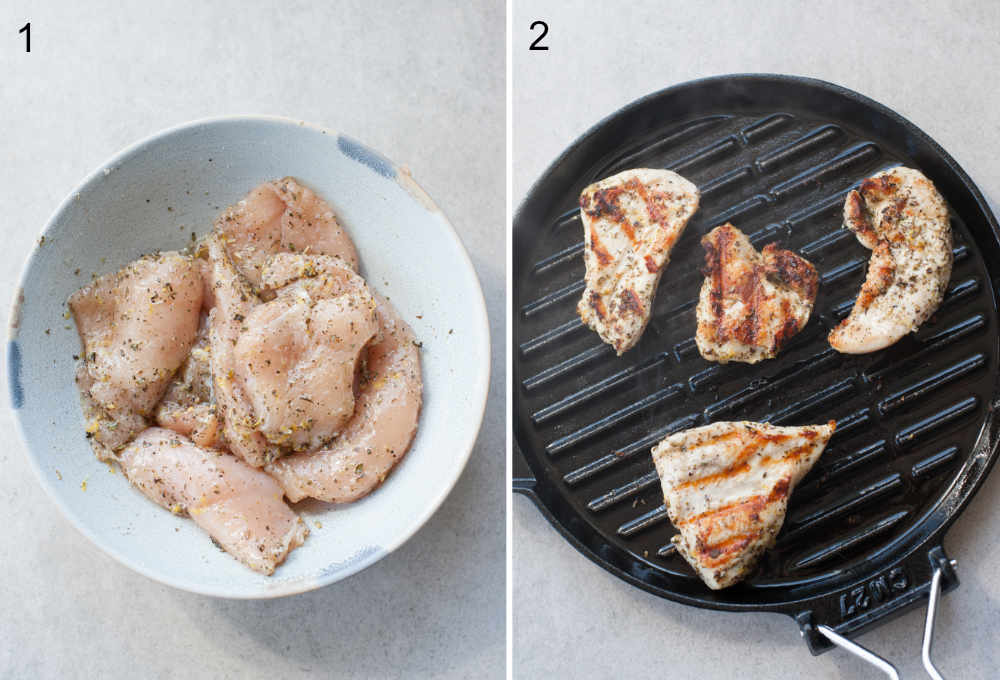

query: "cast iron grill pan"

left=512, top=75, right=1000, bottom=654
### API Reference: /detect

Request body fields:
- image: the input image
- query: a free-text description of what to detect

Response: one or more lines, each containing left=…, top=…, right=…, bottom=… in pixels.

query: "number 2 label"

left=529, top=21, right=548, bottom=51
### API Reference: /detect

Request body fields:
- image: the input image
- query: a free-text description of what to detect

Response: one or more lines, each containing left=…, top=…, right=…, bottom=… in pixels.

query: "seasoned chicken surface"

left=577, top=168, right=700, bottom=354
left=259, top=252, right=366, bottom=297
left=155, top=313, right=221, bottom=448
left=215, top=177, right=359, bottom=289
left=696, top=224, right=818, bottom=364
left=204, top=234, right=274, bottom=467
left=120, top=428, right=308, bottom=575
left=235, top=254, right=380, bottom=452
left=829, top=167, right=952, bottom=353
left=69, top=252, right=204, bottom=460
left=651, top=420, right=835, bottom=589
left=68, top=177, right=424, bottom=575
left=266, top=293, right=422, bottom=503
left=74, top=365, right=147, bottom=461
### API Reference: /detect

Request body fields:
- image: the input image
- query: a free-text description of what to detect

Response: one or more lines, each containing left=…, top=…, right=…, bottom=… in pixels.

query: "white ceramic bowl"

left=8, top=116, right=490, bottom=598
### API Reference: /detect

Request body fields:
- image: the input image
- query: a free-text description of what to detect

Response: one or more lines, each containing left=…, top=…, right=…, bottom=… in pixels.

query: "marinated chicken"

left=235, top=254, right=380, bottom=452
left=695, top=224, right=819, bottom=364
left=266, top=293, right=422, bottom=503
left=70, top=252, right=204, bottom=460
left=69, top=176, right=423, bottom=575
left=829, top=167, right=952, bottom=353
left=120, top=428, right=308, bottom=574
left=651, top=420, right=836, bottom=589
left=155, top=313, right=221, bottom=448
left=204, top=234, right=274, bottom=467
left=259, top=252, right=366, bottom=297
left=215, top=177, right=359, bottom=289
left=577, top=168, right=700, bottom=354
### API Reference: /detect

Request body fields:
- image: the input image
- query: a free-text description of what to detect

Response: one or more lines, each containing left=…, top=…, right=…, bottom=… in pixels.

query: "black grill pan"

left=512, top=74, right=1000, bottom=660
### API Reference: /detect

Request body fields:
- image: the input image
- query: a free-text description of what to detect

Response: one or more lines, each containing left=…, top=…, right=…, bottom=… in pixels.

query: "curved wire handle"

left=816, top=625, right=900, bottom=679
left=921, top=560, right=956, bottom=680
left=815, top=559, right=956, bottom=680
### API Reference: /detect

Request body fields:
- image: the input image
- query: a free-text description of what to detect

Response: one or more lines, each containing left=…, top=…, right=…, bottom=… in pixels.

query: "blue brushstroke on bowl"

left=7, top=340, right=23, bottom=408
left=337, top=135, right=396, bottom=179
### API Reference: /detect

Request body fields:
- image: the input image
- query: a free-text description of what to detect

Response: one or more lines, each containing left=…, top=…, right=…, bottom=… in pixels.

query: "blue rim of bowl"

left=7, top=114, right=492, bottom=599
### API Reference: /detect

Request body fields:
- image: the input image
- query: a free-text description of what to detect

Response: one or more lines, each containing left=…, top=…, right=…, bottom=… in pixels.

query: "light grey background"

left=0, top=1, right=503, bottom=678
left=514, top=1, right=1000, bottom=678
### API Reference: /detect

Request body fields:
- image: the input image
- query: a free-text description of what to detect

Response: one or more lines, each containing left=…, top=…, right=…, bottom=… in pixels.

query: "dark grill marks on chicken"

left=695, top=224, right=818, bottom=364
left=651, top=420, right=836, bottom=589
left=577, top=168, right=700, bottom=355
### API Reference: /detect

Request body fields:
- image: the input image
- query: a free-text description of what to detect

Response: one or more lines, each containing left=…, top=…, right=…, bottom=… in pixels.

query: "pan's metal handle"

left=814, top=625, right=899, bottom=679
left=512, top=439, right=537, bottom=495
left=796, top=547, right=958, bottom=678
left=921, top=559, right=956, bottom=680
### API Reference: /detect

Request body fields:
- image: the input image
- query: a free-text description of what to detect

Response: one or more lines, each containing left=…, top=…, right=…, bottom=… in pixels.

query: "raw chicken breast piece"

left=266, top=293, right=422, bottom=503
left=652, top=420, right=835, bottom=589
left=155, top=312, right=221, bottom=448
left=204, top=234, right=273, bottom=467
left=260, top=252, right=366, bottom=298
left=75, top=364, right=147, bottom=458
left=120, top=428, right=308, bottom=575
left=215, top=177, right=359, bottom=289
left=69, top=252, right=203, bottom=460
left=235, top=254, right=380, bottom=452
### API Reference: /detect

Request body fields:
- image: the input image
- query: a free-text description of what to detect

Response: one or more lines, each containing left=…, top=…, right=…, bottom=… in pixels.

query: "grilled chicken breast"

left=696, top=224, right=818, bottom=364
left=266, top=292, right=422, bottom=504
left=70, top=252, right=204, bottom=460
left=651, top=420, right=836, bottom=589
left=215, top=177, right=359, bottom=290
left=829, top=167, right=952, bottom=353
left=120, top=428, right=308, bottom=575
left=577, top=168, right=700, bottom=354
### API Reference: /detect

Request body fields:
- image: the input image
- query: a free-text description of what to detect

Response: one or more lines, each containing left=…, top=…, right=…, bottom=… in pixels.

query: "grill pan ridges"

left=512, top=74, right=1000, bottom=654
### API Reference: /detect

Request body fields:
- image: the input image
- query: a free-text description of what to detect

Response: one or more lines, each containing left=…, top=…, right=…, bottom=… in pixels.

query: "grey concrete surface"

left=514, top=1, right=1000, bottom=678
left=0, top=1, right=504, bottom=678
